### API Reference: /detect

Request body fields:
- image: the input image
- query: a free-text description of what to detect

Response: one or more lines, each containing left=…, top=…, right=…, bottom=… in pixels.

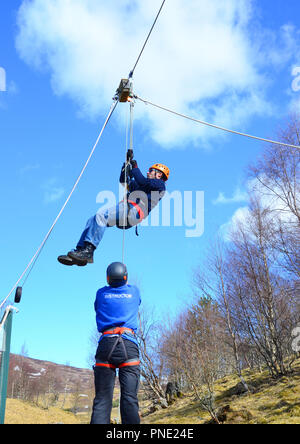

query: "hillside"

left=9, top=354, right=93, bottom=392
left=5, top=398, right=84, bottom=424
left=143, top=357, right=300, bottom=425
left=4, top=356, right=300, bottom=424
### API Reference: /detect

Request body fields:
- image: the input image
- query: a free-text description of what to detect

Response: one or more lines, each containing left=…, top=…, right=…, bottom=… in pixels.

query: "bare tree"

left=137, top=305, right=167, bottom=408
left=228, top=198, right=296, bottom=377
left=249, top=114, right=300, bottom=278
left=39, top=366, right=61, bottom=408
left=193, top=240, right=250, bottom=392
left=177, top=297, right=224, bottom=423
left=160, top=296, right=227, bottom=423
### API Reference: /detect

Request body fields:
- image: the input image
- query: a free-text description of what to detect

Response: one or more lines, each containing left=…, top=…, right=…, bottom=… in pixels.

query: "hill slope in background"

left=4, top=355, right=300, bottom=424
left=143, top=357, right=300, bottom=425
left=8, top=353, right=93, bottom=392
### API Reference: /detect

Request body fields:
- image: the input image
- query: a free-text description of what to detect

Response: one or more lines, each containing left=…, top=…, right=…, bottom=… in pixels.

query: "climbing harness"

left=116, top=200, right=145, bottom=230
left=94, top=327, right=140, bottom=425
left=95, top=327, right=140, bottom=369
left=127, top=200, right=145, bottom=221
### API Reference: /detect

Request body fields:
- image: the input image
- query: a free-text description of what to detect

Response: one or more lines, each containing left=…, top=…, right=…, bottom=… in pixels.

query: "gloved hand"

left=121, top=162, right=132, bottom=179
left=130, top=159, right=138, bottom=168
left=127, top=149, right=134, bottom=162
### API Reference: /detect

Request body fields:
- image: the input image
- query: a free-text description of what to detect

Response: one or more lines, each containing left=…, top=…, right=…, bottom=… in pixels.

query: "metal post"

left=0, top=308, right=14, bottom=424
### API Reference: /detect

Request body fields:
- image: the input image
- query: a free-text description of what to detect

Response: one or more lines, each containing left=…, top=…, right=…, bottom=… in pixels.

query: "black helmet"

left=107, top=262, right=128, bottom=287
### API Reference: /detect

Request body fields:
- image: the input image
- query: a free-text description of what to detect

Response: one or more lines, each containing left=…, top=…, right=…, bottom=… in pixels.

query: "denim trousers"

left=77, top=202, right=141, bottom=249
left=90, top=337, right=140, bottom=425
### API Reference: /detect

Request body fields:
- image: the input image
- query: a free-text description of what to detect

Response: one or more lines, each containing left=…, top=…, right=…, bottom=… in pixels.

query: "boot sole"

left=58, top=255, right=88, bottom=267
left=67, top=252, right=91, bottom=265
left=58, top=255, right=75, bottom=266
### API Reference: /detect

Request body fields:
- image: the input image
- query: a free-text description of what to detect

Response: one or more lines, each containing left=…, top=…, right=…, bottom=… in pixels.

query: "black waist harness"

left=95, top=327, right=140, bottom=370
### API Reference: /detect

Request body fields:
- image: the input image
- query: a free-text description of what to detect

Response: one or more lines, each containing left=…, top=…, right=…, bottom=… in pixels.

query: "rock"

left=207, top=405, right=253, bottom=424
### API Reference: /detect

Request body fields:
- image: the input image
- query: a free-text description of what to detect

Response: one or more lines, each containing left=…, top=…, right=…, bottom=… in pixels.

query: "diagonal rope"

left=0, top=100, right=118, bottom=310
left=129, top=0, right=167, bottom=79
left=136, top=95, right=300, bottom=151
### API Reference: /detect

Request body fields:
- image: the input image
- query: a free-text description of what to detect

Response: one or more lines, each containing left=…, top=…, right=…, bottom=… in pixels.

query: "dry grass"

left=4, top=386, right=122, bottom=424
left=141, top=357, right=300, bottom=425
left=4, top=358, right=300, bottom=424
left=4, top=399, right=84, bottom=424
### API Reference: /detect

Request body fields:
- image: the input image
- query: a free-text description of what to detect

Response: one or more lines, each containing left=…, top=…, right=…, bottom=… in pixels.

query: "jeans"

left=77, top=202, right=142, bottom=249
left=90, top=337, right=140, bottom=425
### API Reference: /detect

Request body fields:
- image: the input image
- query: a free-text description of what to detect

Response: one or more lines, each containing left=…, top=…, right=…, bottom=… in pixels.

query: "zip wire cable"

left=136, top=96, right=300, bottom=151
left=0, top=100, right=118, bottom=310
left=129, top=0, right=167, bottom=79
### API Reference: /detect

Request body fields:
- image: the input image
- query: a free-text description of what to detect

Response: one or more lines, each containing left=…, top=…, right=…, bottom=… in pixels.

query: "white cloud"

left=42, top=178, right=64, bottom=204
left=219, top=206, right=250, bottom=241
left=220, top=176, right=299, bottom=240
left=14, top=0, right=299, bottom=147
left=44, top=187, right=64, bottom=204
left=257, top=24, right=300, bottom=69
left=213, top=187, right=248, bottom=205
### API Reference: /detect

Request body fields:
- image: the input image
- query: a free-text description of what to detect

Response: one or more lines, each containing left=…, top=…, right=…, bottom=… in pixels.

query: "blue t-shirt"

left=94, top=284, right=141, bottom=345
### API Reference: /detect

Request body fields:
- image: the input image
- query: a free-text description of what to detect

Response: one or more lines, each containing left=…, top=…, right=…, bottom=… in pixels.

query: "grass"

left=141, top=357, right=300, bottom=425
left=4, top=386, right=121, bottom=424
left=4, top=357, right=300, bottom=424
left=4, top=399, right=84, bottom=424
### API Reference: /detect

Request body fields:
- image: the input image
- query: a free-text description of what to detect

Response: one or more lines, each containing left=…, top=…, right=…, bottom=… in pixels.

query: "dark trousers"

left=90, top=337, right=140, bottom=424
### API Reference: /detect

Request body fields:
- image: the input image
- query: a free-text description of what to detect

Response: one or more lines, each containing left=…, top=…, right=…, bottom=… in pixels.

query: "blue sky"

left=1, top=0, right=300, bottom=369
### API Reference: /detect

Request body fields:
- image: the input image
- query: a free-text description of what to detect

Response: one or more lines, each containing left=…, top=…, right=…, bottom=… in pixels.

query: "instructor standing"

left=91, top=262, right=141, bottom=424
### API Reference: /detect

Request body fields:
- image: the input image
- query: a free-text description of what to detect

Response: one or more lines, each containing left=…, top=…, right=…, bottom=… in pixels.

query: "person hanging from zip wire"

left=90, top=262, right=141, bottom=424
left=57, top=150, right=169, bottom=266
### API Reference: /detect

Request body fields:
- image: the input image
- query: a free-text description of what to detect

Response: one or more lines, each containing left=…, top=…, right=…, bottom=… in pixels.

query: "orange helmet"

left=149, top=163, right=170, bottom=181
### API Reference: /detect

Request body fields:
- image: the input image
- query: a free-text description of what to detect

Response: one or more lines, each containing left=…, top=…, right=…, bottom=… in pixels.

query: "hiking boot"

left=58, top=254, right=75, bottom=266
left=58, top=245, right=88, bottom=266
left=67, top=242, right=95, bottom=265
left=57, top=254, right=87, bottom=266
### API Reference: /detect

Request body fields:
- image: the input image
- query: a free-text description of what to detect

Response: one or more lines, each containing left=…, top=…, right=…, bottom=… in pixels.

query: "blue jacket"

left=95, top=284, right=141, bottom=345
left=120, top=166, right=166, bottom=216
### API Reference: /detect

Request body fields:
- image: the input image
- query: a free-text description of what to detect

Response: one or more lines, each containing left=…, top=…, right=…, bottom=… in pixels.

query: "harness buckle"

left=102, top=326, right=135, bottom=336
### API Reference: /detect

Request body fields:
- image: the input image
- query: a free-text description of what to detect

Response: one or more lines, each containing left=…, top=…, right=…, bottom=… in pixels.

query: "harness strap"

left=118, top=359, right=141, bottom=368
left=95, top=362, right=116, bottom=369
left=102, top=326, right=135, bottom=336
left=127, top=200, right=145, bottom=221
left=95, top=359, right=140, bottom=370
left=100, top=326, right=137, bottom=367
left=106, top=335, right=128, bottom=363
left=116, top=200, right=145, bottom=232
